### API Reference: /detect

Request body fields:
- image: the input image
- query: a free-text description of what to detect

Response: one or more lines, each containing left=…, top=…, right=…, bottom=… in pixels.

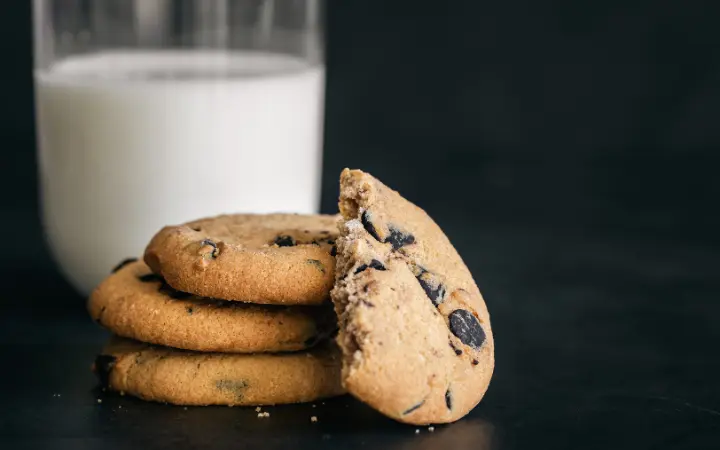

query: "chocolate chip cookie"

left=331, top=169, right=494, bottom=425
left=94, top=336, right=345, bottom=406
left=144, top=214, right=338, bottom=305
left=89, top=260, right=336, bottom=353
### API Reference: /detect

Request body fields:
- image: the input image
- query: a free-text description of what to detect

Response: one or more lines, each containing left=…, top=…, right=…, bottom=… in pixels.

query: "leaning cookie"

left=93, top=336, right=345, bottom=406
left=89, top=260, right=336, bottom=353
left=331, top=169, right=494, bottom=425
left=144, top=214, right=338, bottom=305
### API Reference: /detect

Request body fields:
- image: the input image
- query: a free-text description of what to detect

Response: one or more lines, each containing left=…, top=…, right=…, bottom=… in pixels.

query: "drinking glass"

left=33, top=0, right=325, bottom=295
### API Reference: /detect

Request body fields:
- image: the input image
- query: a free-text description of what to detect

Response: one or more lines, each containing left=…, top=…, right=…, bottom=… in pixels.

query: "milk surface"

left=35, top=51, right=325, bottom=294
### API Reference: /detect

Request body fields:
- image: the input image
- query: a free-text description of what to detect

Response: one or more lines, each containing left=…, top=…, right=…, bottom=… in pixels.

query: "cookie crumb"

left=312, top=404, right=316, bottom=408
left=415, top=429, right=420, bottom=434
left=118, top=405, right=122, bottom=409
left=263, top=412, right=270, bottom=417
left=428, top=426, right=435, bottom=432
left=310, top=416, right=318, bottom=423
left=97, top=399, right=102, bottom=404
left=255, top=406, right=262, bottom=412
left=183, top=407, right=187, bottom=411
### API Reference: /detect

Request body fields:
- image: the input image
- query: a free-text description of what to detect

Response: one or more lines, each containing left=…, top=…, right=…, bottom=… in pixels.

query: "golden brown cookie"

left=89, top=260, right=336, bottom=353
left=144, top=214, right=338, bottom=305
left=93, top=336, right=345, bottom=406
left=331, top=169, right=495, bottom=425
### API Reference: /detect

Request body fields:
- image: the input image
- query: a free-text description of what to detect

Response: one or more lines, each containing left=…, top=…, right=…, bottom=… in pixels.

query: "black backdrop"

left=1, top=2, right=720, bottom=448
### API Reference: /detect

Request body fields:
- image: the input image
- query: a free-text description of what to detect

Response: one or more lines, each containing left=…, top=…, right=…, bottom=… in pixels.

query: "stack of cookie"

left=89, top=214, right=344, bottom=406
left=89, top=169, right=496, bottom=425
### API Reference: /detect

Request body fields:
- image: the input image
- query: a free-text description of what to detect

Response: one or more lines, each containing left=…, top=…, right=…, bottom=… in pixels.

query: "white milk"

left=35, top=51, right=325, bottom=295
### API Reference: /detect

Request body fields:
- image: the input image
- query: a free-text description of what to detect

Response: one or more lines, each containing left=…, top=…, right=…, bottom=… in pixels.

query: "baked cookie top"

left=144, top=213, right=339, bottom=305
left=90, top=260, right=336, bottom=353
left=332, top=169, right=494, bottom=425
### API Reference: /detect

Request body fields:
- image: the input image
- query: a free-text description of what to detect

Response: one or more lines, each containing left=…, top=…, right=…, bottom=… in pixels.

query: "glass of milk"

left=33, top=0, right=325, bottom=295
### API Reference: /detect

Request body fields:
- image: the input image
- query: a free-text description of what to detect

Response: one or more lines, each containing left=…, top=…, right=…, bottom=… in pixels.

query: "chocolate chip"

left=385, top=227, right=415, bottom=250
left=330, top=245, right=337, bottom=257
left=111, top=258, right=137, bottom=273
left=191, top=226, right=201, bottom=232
left=215, top=380, right=249, bottom=399
left=472, top=359, right=479, bottom=366
left=138, top=273, right=163, bottom=283
left=95, top=306, right=107, bottom=325
left=361, top=299, right=375, bottom=308
left=402, top=400, right=425, bottom=415
left=449, top=310, right=486, bottom=349
left=361, top=210, right=381, bottom=241
left=449, top=341, right=462, bottom=356
left=304, top=335, right=321, bottom=347
left=307, top=259, right=325, bottom=273
left=200, top=239, right=219, bottom=258
left=274, top=235, right=295, bottom=247
left=326, top=239, right=335, bottom=245
left=415, top=270, right=446, bottom=307
left=445, top=390, right=453, bottom=410
left=354, top=259, right=386, bottom=274
left=361, top=210, right=416, bottom=251
left=94, top=354, right=116, bottom=388
left=186, top=307, right=193, bottom=315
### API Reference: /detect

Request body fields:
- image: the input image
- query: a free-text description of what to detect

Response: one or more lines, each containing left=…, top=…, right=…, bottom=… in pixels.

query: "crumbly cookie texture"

left=331, top=169, right=494, bottom=425
left=93, top=336, right=345, bottom=406
left=144, top=213, right=339, bottom=305
left=89, top=260, right=336, bottom=353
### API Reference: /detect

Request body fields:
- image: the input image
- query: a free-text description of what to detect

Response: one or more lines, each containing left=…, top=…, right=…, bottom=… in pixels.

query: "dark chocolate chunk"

left=415, top=270, right=446, bottom=306
left=274, top=235, right=295, bottom=247
left=445, top=389, right=453, bottom=410
left=307, top=259, right=325, bottom=273
left=449, top=310, right=486, bottom=349
left=361, top=210, right=381, bottom=241
left=95, top=306, right=107, bottom=325
left=472, top=359, right=479, bottom=366
left=215, top=380, right=249, bottom=399
left=138, top=273, right=163, bottom=283
left=200, top=239, right=219, bottom=258
left=330, top=245, right=337, bottom=257
left=449, top=341, right=463, bottom=355
left=186, top=307, right=194, bottom=315
left=354, top=259, right=386, bottom=274
left=111, top=258, right=137, bottom=273
left=385, top=227, right=415, bottom=250
left=94, top=354, right=117, bottom=388
left=326, top=239, right=335, bottom=245
left=402, top=400, right=425, bottom=415
left=191, top=226, right=201, bottom=232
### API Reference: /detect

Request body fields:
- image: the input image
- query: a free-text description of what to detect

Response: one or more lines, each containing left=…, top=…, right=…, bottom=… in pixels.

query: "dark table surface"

left=1, top=157, right=719, bottom=450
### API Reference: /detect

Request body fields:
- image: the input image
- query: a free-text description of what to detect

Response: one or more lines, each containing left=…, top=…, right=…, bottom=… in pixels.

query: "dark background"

left=2, top=1, right=720, bottom=449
